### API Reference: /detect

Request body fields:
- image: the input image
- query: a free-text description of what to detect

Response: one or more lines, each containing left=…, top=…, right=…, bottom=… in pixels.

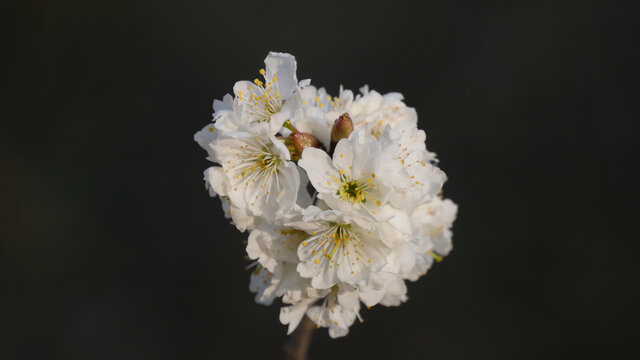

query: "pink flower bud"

left=330, top=113, right=354, bottom=153
left=292, top=132, right=324, bottom=154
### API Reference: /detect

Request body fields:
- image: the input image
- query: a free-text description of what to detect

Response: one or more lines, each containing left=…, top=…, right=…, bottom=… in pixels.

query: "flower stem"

left=283, top=120, right=298, bottom=133
left=283, top=315, right=315, bottom=360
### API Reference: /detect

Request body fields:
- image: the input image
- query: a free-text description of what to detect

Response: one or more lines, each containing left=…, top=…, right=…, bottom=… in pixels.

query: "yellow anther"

left=259, top=68, right=266, bottom=75
left=427, top=250, right=443, bottom=263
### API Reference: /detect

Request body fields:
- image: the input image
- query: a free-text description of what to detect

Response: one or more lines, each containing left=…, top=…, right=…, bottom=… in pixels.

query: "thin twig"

left=283, top=316, right=315, bottom=360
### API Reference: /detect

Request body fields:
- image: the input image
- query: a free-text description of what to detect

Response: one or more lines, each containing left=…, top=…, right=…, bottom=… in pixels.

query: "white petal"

left=328, top=326, right=349, bottom=339
left=246, top=229, right=279, bottom=272
left=228, top=204, right=258, bottom=232
left=337, top=285, right=360, bottom=309
left=280, top=298, right=316, bottom=334
left=265, top=52, right=298, bottom=96
left=194, top=123, right=218, bottom=153
left=298, top=147, right=337, bottom=193
left=204, top=167, right=229, bottom=196
left=298, top=78, right=311, bottom=87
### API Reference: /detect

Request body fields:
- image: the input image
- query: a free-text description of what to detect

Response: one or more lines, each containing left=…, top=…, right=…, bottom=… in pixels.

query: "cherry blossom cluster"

left=194, top=52, right=457, bottom=338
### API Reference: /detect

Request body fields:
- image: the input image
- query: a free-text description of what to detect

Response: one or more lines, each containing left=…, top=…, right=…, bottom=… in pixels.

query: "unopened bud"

left=330, top=113, right=354, bottom=153
left=292, top=132, right=323, bottom=153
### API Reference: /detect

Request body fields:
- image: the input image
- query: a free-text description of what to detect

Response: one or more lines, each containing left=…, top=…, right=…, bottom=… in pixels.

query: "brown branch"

left=283, top=315, right=315, bottom=360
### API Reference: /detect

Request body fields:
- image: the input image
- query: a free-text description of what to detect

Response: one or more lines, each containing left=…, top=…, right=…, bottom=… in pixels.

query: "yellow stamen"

left=427, top=250, right=443, bottom=262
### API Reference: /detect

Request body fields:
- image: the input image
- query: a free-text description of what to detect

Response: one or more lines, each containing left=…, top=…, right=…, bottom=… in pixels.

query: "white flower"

left=298, top=130, right=415, bottom=246
left=300, top=86, right=353, bottom=114
left=194, top=93, right=237, bottom=162
left=293, top=86, right=355, bottom=148
left=280, top=278, right=331, bottom=334
left=246, top=221, right=308, bottom=272
left=194, top=123, right=219, bottom=161
left=382, top=241, right=417, bottom=274
left=280, top=297, right=319, bottom=334
left=232, top=52, right=305, bottom=135
left=209, top=130, right=300, bottom=220
left=349, top=86, right=418, bottom=138
left=292, top=85, right=417, bottom=144
left=403, top=197, right=458, bottom=281
left=211, top=93, right=238, bottom=128
left=298, top=131, right=392, bottom=220
left=378, top=122, right=447, bottom=209
left=413, top=197, right=458, bottom=255
left=195, top=51, right=458, bottom=339
left=249, top=262, right=310, bottom=306
left=305, top=285, right=361, bottom=338
left=203, top=167, right=259, bottom=232
left=249, top=265, right=281, bottom=305
left=357, top=271, right=408, bottom=307
left=291, top=207, right=389, bottom=289
left=375, top=272, right=409, bottom=307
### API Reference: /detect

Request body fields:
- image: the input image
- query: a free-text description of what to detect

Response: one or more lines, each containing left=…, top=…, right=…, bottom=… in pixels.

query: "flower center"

left=253, top=148, right=280, bottom=173
left=338, top=179, right=367, bottom=203
left=257, top=152, right=278, bottom=170
left=238, top=144, right=281, bottom=180
left=327, top=224, right=352, bottom=259
left=333, top=169, right=377, bottom=205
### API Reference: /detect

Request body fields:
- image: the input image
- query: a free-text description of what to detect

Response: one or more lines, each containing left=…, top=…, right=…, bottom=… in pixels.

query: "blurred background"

left=2, top=0, right=637, bottom=359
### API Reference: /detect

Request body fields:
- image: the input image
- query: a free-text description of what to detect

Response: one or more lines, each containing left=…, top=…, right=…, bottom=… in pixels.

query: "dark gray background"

left=2, top=0, right=637, bottom=359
